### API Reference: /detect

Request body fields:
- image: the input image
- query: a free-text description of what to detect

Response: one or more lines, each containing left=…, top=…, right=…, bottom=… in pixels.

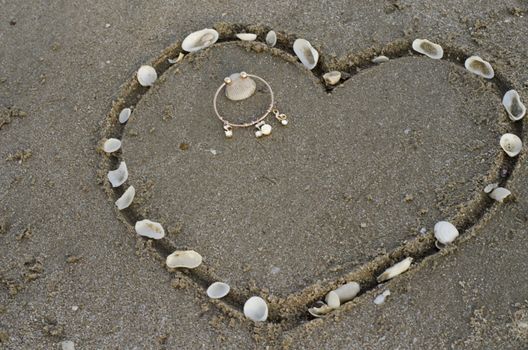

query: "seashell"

left=206, top=282, right=230, bottom=299
left=135, top=219, right=165, bottom=239
left=236, top=33, right=257, bottom=41
left=489, top=187, right=511, bottom=202
left=323, top=71, right=341, bottom=86
left=484, top=183, right=499, bottom=194
left=266, top=30, right=277, bottom=47
left=137, top=65, right=157, bottom=87
left=103, top=138, right=121, bottom=153
left=293, top=38, right=319, bottom=70
left=500, top=133, right=522, bottom=157
left=225, top=72, right=256, bottom=101
left=412, top=39, right=443, bottom=59
left=243, top=296, right=268, bottom=322
left=502, top=90, right=526, bottom=121
left=464, top=56, right=494, bottom=79
left=168, top=53, right=184, bottom=64
left=61, top=340, right=75, bottom=350
left=107, top=162, right=128, bottom=187
left=374, top=290, right=391, bottom=305
left=181, top=28, right=219, bottom=52
left=115, top=186, right=135, bottom=210
left=119, top=108, right=131, bottom=124
left=372, top=55, right=389, bottom=64
left=434, top=221, right=459, bottom=246
left=308, top=301, right=334, bottom=317
left=377, top=257, right=413, bottom=283
left=166, top=250, right=202, bottom=268
left=325, top=281, right=360, bottom=308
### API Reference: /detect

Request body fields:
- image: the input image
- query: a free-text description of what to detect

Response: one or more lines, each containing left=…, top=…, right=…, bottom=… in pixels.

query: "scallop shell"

left=412, top=39, right=443, bottom=59
left=489, top=187, right=511, bottom=202
left=434, top=221, right=459, bottom=245
left=182, top=28, right=219, bottom=52
left=308, top=302, right=334, bottom=317
left=103, top=138, right=121, bottom=153
left=502, top=90, right=526, bottom=121
left=243, top=296, right=268, bottom=322
left=323, top=71, right=341, bottom=86
left=137, top=65, right=157, bottom=87
left=374, top=290, right=391, bottom=305
left=236, top=33, right=257, bottom=41
left=115, top=186, right=135, bottom=210
left=166, top=250, right=202, bottom=269
left=107, top=162, right=128, bottom=187
left=119, top=108, right=131, bottom=124
left=266, top=30, right=277, bottom=47
left=464, top=56, right=494, bottom=79
left=206, top=282, right=230, bottom=299
left=377, top=257, right=413, bottom=282
left=325, top=282, right=360, bottom=308
left=135, top=219, right=165, bottom=239
left=225, top=73, right=256, bottom=101
left=483, top=183, right=499, bottom=194
left=372, top=55, right=389, bottom=64
left=500, top=133, right=522, bottom=157
left=293, top=38, right=319, bottom=70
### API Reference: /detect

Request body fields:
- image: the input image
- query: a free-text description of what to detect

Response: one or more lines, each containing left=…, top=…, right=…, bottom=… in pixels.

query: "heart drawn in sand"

left=100, top=24, right=521, bottom=324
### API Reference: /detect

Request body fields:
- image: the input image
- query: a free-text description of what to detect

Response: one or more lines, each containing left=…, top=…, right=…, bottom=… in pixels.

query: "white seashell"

left=168, top=53, right=185, bottom=64
left=61, top=341, right=75, bottom=350
left=464, top=56, right=494, bottom=79
left=323, top=71, right=341, bottom=86
left=434, top=221, right=459, bottom=245
left=372, top=55, right=390, bottom=64
left=166, top=250, right=202, bottom=268
left=308, top=302, right=334, bottom=317
left=206, top=282, right=230, bottom=299
left=107, top=162, right=128, bottom=187
left=243, top=296, right=268, bottom=322
left=489, top=187, right=511, bottom=202
left=293, top=38, right=319, bottom=70
left=377, top=257, right=413, bottom=282
left=103, top=138, right=121, bottom=153
left=225, top=72, right=256, bottom=101
left=115, top=186, right=135, bottom=210
left=484, top=183, right=499, bottom=194
left=374, top=290, right=391, bottom=305
left=135, top=219, right=165, bottom=239
left=137, top=65, right=157, bottom=86
left=325, top=282, right=360, bottom=308
left=500, top=133, right=522, bottom=157
left=412, top=39, right=443, bottom=59
left=266, top=30, right=277, bottom=47
left=119, top=108, right=131, bottom=123
left=502, top=90, right=526, bottom=121
left=181, top=28, right=219, bottom=52
left=236, top=33, right=257, bottom=41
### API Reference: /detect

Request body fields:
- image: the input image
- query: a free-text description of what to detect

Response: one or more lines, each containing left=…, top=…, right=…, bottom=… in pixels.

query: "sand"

left=1, top=0, right=527, bottom=349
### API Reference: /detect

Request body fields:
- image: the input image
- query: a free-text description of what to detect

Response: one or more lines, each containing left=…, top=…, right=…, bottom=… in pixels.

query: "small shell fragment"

left=377, top=257, right=413, bottom=282
left=135, top=219, right=165, bottom=239
left=103, top=138, right=121, bottom=153
left=107, top=162, right=128, bottom=187
left=119, top=108, right=131, bottom=124
left=323, top=71, right=342, bottom=86
left=266, top=30, right=277, bottom=47
left=325, top=282, right=360, bottom=308
left=374, top=290, right=391, bottom=305
left=308, top=302, right=334, bottom=318
left=372, top=55, right=389, bottom=64
left=434, top=221, right=459, bottom=246
left=500, top=133, right=522, bottom=157
left=236, top=33, right=257, bottom=41
left=484, top=183, right=499, bottom=194
left=115, top=186, right=135, bottom=210
left=489, top=187, right=511, bottom=202
left=293, top=38, right=319, bottom=70
left=502, top=90, right=526, bottom=121
left=465, top=56, right=494, bottom=79
left=206, top=282, right=230, bottom=299
left=225, top=72, right=256, bottom=101
left=137, top=65, right=157, bottom=86
left=166, top=250, right=202, bottom=269
left=182, top=28, right=219, bottom=52
left=168, top=53, right=185, bottom=64
left=243, top=296, right=268, bottom=322
left=412, top=39, right=443, bottom=59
